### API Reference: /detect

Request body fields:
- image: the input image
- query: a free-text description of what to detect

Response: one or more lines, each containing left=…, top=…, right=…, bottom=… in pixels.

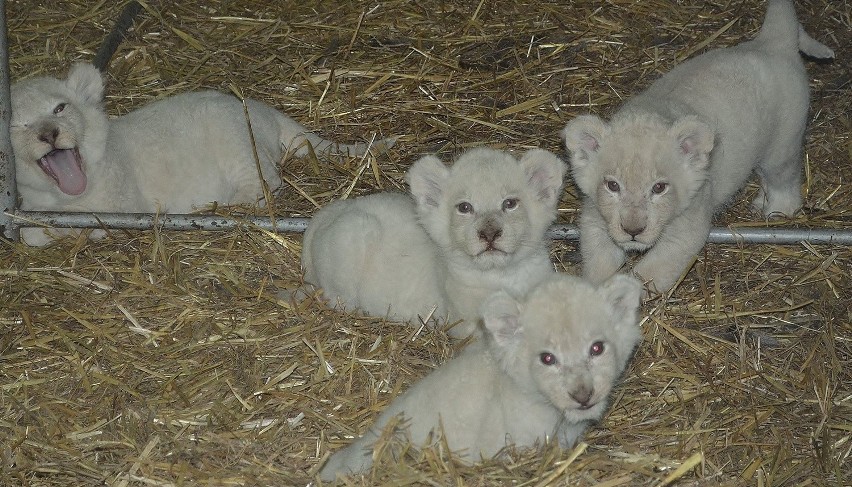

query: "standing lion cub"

left=11, top=62, right=387, bottom=246
left=319, top=273, right=644, bottom=481
left=301, top=147, right=566, bottom=337
left=562, top=0, right=834, bottom=294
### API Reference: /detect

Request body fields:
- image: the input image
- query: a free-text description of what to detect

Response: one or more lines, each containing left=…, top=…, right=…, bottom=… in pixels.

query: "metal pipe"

left=704, top=226, right=852, bottom=245
left=0, top=0, right=19, bottom=241
left=12, top=210, right=309, bottom=233
left=9, top=210, right=852, bottom=245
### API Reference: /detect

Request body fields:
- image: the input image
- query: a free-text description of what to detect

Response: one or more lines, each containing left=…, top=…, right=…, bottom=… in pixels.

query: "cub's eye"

left=539, top=352, right=558, bottom=366
left=53, top=103, right=67, bottom=115
left=651, top=182, right=668, bottom=195
left=456, top=202, right=474, bottom=214
left=502, top=198, right=518, bottom=211
left=589, top=341, right=605, bottom=356
left=605, top=179, right=620, bottom=193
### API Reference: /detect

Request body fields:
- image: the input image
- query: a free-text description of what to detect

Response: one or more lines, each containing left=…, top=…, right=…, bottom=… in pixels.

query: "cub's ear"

left=600, top=274, right=642, bottom=319
left=406, top=155, right=450, bottom=209
left=599, top=274, right=643, bottom=351
left=561, top=115, right=609, bottom=170
left=65, top=63, right=104, bottom=105
left=480, top=290, right=523, bottom=349
left=669, top=116, right=714, bottom=170
left=520, top=149, right=567, bottom=208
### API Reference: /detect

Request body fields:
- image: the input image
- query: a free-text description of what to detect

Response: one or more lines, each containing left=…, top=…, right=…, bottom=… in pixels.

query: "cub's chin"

left=471, top=248, right=512, bottom=269
left=610, top=228, right=659, bottom=252
left=619, top=240, right=652, bottom=253
left=563, top=400, right=608, bottom=423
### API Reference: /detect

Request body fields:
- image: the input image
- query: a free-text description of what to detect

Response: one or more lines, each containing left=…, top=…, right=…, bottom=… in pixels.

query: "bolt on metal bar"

left=9, top=210, right=852, bottom=245
left=0, top=0, right=19, bottom=241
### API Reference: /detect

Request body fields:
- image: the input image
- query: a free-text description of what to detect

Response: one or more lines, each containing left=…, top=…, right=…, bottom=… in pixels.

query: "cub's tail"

left=294, top=131, right=397, bottom=160
left=755, top=0, right=834, bottom=59
left=272, top=107, right=396, bottom=160
left=92, top=1, right=144, bottom=72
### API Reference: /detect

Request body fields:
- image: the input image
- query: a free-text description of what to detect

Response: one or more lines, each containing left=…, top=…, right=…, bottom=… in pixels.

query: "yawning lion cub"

left=11, top=62, right=388, bottom=245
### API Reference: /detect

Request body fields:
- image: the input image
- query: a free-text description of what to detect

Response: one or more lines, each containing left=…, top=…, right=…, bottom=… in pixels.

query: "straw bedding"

left=1, top=0, right=849, bottom=485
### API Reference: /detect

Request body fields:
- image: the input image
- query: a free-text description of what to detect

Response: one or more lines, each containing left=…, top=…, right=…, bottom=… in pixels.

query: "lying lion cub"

left=319, top=273, right=643, bottom=481
left=562, top=0, right=834, bottom=294
left=11, top=62, right=386, bottom=246
left=301, top=147, right=566, bottom=337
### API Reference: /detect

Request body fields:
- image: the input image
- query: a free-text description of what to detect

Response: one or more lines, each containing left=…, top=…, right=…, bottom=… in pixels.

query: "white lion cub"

left=561, top=0, right=834, bottom=294
left=319, top=273, right=643, bottom=481
left=11, top=62, right=386, bottom=246
left=301, top=147, right=566, bottom=337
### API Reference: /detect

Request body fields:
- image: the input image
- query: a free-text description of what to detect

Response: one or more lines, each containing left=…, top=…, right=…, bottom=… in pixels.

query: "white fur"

left=561, top=0, right=834, bottom=295
left=10, top=62, right=389, bottom=246
left=301, top=147, right=566, bottom=337
left=318, top=273, right=644, bottom=481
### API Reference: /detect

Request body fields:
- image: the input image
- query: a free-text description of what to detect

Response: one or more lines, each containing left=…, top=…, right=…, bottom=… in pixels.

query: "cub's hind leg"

left=751, top=147, right=804, bottom=219
left=302, top=205, right=380, bottom=310
left=751, top=105, right=807, bottom=218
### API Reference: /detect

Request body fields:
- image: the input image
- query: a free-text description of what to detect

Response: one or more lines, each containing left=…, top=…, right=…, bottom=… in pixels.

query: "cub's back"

left=302, top=193, right=447, bottom=321
left=624, top=45, right=811, bottom=207
left=109, top=91, right=285, bottom=211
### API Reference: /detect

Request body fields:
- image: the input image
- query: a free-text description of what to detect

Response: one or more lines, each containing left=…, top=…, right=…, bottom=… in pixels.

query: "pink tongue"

left=44, top=149, right=87, bottom=195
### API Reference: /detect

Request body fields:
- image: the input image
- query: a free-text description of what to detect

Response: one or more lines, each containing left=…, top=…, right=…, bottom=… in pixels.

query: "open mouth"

left=37, top=147, right=87, bottom=195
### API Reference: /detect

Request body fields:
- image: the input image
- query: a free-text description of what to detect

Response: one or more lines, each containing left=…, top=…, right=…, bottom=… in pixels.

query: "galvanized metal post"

left=0, top=0, right=20, bottom=241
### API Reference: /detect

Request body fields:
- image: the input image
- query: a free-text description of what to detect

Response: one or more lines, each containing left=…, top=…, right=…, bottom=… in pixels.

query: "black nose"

left=478, top=225, right=502, bottom=244
left=38, top=127, right=60, bottom=145
left=571, top=387, right=593, bottom=406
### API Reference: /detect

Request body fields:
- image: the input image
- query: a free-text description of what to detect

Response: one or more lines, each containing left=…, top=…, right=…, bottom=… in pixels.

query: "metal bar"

left=0, top=0, right=19, bottom=241
left=9, top=210, right=852, bottom=245
left=12, top=210, right=309, bottom=233
left=704, top=227, right=852, bottom=245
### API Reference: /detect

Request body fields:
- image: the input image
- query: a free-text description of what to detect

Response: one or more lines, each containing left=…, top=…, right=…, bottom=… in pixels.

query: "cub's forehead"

left=596, top=131, right=677, bottom=182
left=11, top=79, right=68, bottom=118
left=12, top=76, right=66, bottom=98
left=521, top=280, right=616, bottom=338
left=451, top=149, right=520, bottom=174
left=445, top=150, right=528, bottom=198
left=521, top=308, right=609, bottom=356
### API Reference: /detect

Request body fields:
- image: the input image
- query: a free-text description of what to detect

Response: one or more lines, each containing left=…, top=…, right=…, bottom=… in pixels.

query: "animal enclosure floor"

left=1, top=0, right=850, bottom=485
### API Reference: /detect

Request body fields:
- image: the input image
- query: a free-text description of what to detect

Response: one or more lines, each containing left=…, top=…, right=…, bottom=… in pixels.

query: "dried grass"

left=1, top=0, right=850, bottom=485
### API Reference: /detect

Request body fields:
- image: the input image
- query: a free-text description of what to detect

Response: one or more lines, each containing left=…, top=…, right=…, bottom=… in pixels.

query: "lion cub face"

left=482, top=273, right=643, bottom=423
left=406, top=147, right=566, bottom=270
left=563, top=113, right=714, bottom=251
left=11, top=63, right=108, bottom=203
